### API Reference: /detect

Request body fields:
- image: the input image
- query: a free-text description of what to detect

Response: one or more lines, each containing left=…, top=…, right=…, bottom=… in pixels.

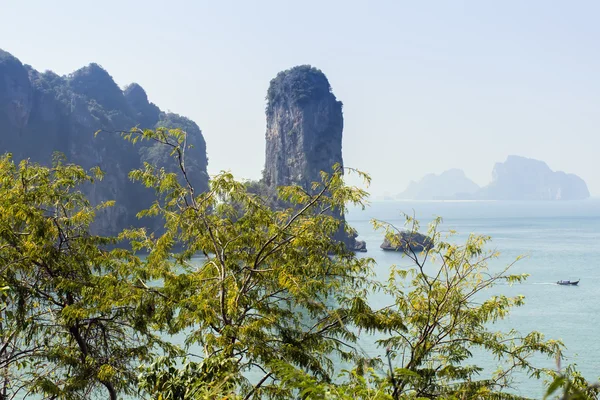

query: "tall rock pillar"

left=263, top=65, right=365, bottom=251
left=263, top=65, right=343, bottom=188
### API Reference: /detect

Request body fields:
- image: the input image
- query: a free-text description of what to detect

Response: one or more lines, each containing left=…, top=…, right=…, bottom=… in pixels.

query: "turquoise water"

left=346, top=199, right=600, bottom=397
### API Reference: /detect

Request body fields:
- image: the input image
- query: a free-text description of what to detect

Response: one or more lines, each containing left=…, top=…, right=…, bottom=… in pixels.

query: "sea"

left=345, top=199, right=600, bottom=398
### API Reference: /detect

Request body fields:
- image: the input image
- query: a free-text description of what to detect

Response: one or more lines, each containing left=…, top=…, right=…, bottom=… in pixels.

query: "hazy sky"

left=1, top=1, right=599, bottom=196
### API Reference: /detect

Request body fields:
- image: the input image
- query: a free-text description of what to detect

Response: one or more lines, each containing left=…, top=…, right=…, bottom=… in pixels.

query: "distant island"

left=479, top=155, right=589, bottom=201
left=397, top=155, right=589, bottom=201
left=397, top=169, right=480, bottom=200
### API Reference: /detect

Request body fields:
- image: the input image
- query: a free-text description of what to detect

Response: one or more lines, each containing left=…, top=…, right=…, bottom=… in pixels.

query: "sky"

left=1, top=0, right=599, bottom=197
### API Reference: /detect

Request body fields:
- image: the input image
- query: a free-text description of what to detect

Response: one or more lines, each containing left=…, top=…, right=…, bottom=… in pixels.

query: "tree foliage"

left=368, top=217, right=559, bottom=398
left=0, top=127, right=596, bottom=399
left=0, top=153, right=173, bottom=399
left=120, top=127, right=374, bottom=399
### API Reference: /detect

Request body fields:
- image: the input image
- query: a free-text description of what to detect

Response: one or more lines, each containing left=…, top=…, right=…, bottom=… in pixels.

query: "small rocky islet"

left=380, top=231, right=434, bottom=253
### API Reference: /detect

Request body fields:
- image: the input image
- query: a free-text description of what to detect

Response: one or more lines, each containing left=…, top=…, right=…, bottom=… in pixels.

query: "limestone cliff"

left=264, top=65, right=343, bottom=189
left=263, top=65, right=364, bottom=251
left=0, top=49, right=209, bottom=235
left=479, top=155, right=589, bottom=201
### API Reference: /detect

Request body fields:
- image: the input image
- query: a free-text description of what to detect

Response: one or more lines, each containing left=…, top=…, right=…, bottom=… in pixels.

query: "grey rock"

left=0, top=50, right=32, bottom=134
left=263, top=65, right=365, bottom=251
left=380, top=231, right=433, bottom=253
left=264, top=65, right=343, bottom=189
left=353, top=240, right=367, bottom=252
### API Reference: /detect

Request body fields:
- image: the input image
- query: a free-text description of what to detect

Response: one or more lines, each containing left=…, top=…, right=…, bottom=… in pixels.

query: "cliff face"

left=398, top=169, right=480, bottom=200
left=0, top=49, right=209, bottom=235
left=479, top=155, right=589, bottom=200
left=263, top=65, right=363, bottom=250
left=264, top=65, right=343, bottom=188
left=0, top=51, right=32, bottom=133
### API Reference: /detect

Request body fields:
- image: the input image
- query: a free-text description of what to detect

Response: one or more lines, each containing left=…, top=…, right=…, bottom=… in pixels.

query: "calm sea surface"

left=346, top=199, right=600, bottom=397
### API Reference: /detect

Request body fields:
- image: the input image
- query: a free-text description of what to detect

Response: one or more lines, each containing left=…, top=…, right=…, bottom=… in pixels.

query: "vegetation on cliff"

left=266, top=65, right=335, bottom=113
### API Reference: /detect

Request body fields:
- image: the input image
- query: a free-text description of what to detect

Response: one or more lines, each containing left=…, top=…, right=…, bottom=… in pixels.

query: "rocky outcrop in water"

left=380, top=231, right=433, bottom=253
left=398, top=169, right=480, bottom=200
left=263, top=65, right=365, bottom=251
left=0, top=49, right=208, bottom=235
left=479, top=155, right=589, bottom=201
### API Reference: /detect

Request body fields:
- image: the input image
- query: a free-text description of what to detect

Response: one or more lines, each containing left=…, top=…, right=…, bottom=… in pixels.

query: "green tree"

left=544, top=363, right=600, bottom=400
left=0, top=153, right=172, bottom=399
left=360, top=216, right=563, bottom=398
left=118, top=127, right=374, bottom=399
left=124, top=128, right=596, bottom=400
left=0, top=127, right=596, bottom=400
